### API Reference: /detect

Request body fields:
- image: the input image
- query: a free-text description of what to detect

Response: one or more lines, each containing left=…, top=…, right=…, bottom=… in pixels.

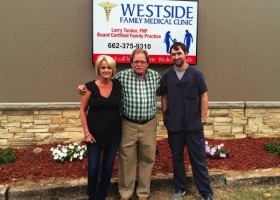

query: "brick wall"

left=1, top=102, right=280, bottom=148
left=205, top=102, right=280, bottom=139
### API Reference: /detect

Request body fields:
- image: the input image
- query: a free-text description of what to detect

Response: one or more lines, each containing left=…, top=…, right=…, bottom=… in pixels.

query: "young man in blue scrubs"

left=161, top=42, right=213, bottom=200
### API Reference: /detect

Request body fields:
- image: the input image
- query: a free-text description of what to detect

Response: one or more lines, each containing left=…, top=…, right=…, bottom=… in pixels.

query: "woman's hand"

left=84, top=133, right=96, bottom=143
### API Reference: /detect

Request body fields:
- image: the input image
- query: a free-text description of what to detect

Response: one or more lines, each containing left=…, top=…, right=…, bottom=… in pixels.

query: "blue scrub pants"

left=168, top=129, right=213, bottom=199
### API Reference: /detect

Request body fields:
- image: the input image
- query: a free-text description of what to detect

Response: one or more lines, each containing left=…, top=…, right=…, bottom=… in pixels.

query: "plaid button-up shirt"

left=114, top=68, right=161, bottom=121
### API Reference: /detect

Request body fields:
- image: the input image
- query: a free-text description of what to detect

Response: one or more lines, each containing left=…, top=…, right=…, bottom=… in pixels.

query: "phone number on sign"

left=108, top=43, right=151, bottom=49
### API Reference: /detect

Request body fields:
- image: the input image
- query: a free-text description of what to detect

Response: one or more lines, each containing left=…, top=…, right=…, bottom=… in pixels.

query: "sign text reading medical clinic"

left=93, top=0, right=198, bottom=64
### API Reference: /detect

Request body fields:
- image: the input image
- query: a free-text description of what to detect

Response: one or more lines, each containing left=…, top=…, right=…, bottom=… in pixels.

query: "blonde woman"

left=80, top=55, right=122, bottom=200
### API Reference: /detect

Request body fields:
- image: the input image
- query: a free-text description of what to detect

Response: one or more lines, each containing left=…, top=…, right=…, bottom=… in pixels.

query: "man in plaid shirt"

left=115, top=49, right=161, bottom=200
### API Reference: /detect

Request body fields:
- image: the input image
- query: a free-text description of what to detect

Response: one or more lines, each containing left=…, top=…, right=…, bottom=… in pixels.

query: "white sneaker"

left=171, top=191, right=186, bottom=200
left=202, top=197, right=212, bottom=200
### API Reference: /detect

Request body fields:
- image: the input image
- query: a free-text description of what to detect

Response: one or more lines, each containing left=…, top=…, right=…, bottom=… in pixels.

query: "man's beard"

left=173, top=59, right=184, bottom=67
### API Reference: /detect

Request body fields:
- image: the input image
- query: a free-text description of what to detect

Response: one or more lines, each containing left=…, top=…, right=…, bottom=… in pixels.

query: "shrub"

left=0, top=148, right=17, bottom=164
left=264, top=141, right=280, bottom=156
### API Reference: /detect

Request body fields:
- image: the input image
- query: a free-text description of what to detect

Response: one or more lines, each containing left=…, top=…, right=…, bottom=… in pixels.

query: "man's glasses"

left=132, top=60, right=147, bottom=65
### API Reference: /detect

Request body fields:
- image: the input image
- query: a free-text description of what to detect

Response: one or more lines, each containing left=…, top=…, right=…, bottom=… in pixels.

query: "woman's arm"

left=80, top=87, right=96, bottom=143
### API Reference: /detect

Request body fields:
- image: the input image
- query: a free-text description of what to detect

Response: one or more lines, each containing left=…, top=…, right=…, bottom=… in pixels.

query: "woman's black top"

left=85, top=79, right=122, bottom=146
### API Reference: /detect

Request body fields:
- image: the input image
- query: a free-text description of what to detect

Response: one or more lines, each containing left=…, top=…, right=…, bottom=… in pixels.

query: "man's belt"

left=122, top=116, right=155, bottom=125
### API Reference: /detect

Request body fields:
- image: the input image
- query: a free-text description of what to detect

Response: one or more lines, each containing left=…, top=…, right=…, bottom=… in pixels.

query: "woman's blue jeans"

left=87, top=143, right=118, bottom=200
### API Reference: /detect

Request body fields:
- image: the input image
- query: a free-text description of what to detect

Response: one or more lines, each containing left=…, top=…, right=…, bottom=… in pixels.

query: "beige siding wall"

left=198, top=0, right=280, bottom=101
left=0, top=0, right=280, bottom=102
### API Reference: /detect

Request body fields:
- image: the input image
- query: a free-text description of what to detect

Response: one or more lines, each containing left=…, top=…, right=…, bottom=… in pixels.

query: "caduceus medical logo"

left=98, top=1, right=118, bottom=22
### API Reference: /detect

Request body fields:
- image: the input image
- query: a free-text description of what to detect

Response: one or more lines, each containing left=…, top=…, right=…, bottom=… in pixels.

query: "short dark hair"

left=170, top=42, right=188, bottom=54
left=130, top=49, right=149, bottom=63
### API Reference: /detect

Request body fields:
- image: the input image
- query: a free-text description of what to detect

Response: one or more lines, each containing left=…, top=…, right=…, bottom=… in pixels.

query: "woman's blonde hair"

left=95, top=55, right=117, bottom=77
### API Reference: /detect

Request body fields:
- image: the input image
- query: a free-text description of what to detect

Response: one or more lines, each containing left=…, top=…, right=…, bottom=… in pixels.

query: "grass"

left=210, top=185, right=280, bottom=200
left=143, top=185, right=280, bottom=200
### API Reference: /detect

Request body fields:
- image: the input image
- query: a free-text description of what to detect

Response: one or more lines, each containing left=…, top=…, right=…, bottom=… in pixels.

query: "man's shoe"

left=202, top=197, right=212, bottom=200
left=138, top=197, right=147, bottom=200
left=170, top=191, right=186, bottom=200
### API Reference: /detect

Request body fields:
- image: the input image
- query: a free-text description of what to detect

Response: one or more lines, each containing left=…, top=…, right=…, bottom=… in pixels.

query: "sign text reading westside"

left=119, top=4, right=194, bottom=25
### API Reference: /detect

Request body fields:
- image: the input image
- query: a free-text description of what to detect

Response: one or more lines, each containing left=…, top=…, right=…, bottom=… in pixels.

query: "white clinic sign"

left=93, top=0, right=198, bottom=64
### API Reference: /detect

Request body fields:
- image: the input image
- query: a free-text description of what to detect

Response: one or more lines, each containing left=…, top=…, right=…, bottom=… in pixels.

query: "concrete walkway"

left=1, top=168, right=280, bottom=200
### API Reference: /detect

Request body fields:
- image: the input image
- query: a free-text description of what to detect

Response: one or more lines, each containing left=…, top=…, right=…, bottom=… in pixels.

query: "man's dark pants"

left=168, top=129, right=213, bottom=199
